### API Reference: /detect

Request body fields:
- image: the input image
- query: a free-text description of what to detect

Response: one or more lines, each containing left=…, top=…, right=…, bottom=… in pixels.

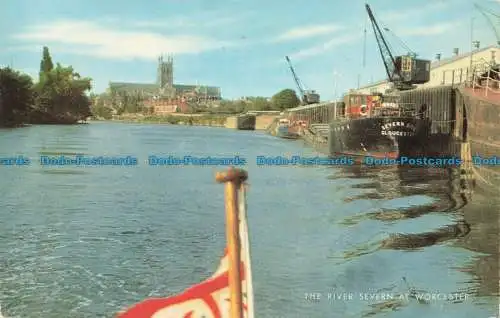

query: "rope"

left=431, top=119, right=456, bottom=123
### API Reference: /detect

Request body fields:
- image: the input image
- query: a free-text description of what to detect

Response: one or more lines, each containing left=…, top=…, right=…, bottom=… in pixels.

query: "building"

left=107, top=55, right=221, bottom=113
left=354, top=45, right=499, bottom=94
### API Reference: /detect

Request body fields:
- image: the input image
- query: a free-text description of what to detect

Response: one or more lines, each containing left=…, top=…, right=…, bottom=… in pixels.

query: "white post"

left=469, top=17, right=474, bottom=83
left=333, top=70, right=338, bottom=121
left=486, top=76, right=489, bottom=97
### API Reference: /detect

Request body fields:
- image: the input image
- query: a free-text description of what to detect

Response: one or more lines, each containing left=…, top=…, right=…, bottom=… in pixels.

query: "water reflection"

left=328, top=163, right=498, bottom=317
left=379, top=220, right=471, bottom=250
left=455, top=190, right=499, bottom=300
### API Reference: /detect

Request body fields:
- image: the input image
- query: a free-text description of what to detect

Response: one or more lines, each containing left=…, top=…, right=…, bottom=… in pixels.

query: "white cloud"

left=398, top=22, right=459, bottom=36
left=274, top=24, right=343, bottom=42
left=288, top=34, right=360, bottom=60
left=11, top=20, right=233, bottom=60
left=377, top=2, right=449, bottom=23
left=132, top=14, right=245, bottom=29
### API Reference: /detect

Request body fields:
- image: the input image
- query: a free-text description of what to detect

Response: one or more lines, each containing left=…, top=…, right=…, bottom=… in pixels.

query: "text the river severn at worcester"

left=304, top=291, right=470, bottom=303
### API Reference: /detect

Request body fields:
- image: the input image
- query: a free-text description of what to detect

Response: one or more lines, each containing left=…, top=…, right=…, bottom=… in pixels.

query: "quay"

left=276, top=46, right=500, bottom=194
left=225, top=111, right=284, bottom=131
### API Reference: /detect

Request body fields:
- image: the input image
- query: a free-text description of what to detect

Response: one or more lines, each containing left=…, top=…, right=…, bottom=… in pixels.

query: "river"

left=0, top=122, right=498, bottom=317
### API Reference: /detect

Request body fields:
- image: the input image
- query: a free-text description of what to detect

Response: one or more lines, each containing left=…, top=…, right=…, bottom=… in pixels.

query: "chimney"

left=473, top=41, right=480, bottom=49
left=453, top=48, right=459, bottom=56
left=435, top=53, right=441, bottom=61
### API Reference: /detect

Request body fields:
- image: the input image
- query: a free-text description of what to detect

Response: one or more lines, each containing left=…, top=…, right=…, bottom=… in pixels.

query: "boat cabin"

left=343, top=93, right=413, bottom=119
left=278, top=118, right=290, bottom=126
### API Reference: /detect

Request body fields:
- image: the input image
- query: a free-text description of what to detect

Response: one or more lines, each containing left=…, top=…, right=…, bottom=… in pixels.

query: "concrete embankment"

left=255, top=114, right=279, bottom=130
left=108, top=114, right=227, bottom=127
left=266, top=118, right=279, bottom=135
left=300, top=124, right=329, bottom=154
left=225, top=114, right=256, bottom=130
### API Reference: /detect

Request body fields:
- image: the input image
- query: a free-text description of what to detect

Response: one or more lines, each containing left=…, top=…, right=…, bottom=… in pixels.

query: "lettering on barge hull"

left=381, top=131, right=414, bottom=136
left=380, top=121, right=416, bottom=130
left=381, top=121, right=417, bottom=137
left=332, top=123, right=417, bottom=137
left=328, top=117, right=429, bottom=158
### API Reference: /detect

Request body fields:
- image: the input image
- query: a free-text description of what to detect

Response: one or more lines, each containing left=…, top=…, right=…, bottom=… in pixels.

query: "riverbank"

left=95, top=113, right=229, bottom=127
left=0, top=112, right=86, bottom=128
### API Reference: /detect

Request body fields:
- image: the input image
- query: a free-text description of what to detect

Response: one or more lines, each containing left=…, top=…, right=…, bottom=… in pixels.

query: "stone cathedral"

left=107, top=54, right=221, bottom=102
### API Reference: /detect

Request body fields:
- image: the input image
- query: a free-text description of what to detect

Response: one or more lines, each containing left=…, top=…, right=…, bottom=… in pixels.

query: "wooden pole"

left=216, top=168, right=248, bottom=318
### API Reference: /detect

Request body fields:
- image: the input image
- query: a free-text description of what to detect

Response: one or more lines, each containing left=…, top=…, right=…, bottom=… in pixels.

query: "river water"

left=0, top=122, right=498, bottom=318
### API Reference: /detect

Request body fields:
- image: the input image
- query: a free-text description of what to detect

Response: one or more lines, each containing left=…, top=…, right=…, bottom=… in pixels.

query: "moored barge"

left=329, top=92, right=431, bottom=159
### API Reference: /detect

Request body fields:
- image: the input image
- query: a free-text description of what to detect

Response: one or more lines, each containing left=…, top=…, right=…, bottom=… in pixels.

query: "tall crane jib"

left=474, top=3, right=500, bottom=46
left=365, top=4, right=431, bottom=90
left=284, top=56, right=320, bottom=104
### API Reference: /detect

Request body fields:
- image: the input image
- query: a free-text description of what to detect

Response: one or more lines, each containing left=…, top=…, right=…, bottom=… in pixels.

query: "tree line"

left=90, top=90, right=145, bottom=120
left=199, top=89, right=302, bottom=114
left=90, top=87, right=303, bottom=119
left=0, top=46, right=304, bottom=124
left=0, top=47, right=92, bottom=127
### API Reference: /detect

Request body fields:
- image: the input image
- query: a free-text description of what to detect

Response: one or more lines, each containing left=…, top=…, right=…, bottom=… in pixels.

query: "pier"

left=277, top=56, right=500, bottom=193
left=283, top=101, right=342, bottom=125
left=225, top=114, right=256, bottom=130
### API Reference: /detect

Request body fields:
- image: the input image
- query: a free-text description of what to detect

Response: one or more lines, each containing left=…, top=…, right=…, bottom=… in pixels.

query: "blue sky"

left=1, top=0, right=499, bottom=100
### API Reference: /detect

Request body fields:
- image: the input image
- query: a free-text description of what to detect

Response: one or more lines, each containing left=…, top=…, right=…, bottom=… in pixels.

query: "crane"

left=474, top=3, right=500, bottom=46
left=365, top=3, right=431, bottom=91
left=284, top=56, right=320, bottom=104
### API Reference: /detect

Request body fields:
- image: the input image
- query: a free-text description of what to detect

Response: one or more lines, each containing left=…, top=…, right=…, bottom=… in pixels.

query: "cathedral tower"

left=157, top=54, right=173, bottom=89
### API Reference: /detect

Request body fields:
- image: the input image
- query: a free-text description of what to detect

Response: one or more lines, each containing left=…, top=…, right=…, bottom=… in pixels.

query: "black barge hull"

left=329, top=117, right=431, bottom=158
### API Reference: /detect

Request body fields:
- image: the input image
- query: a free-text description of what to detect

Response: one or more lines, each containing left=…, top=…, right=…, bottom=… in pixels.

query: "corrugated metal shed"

left=399, top=86, right=455, bottom=135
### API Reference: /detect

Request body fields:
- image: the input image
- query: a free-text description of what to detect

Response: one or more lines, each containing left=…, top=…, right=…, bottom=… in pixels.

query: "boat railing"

left=369, top=102, right=422, bottom=118
left=471, top=60, right=500, bottom=97
left=330, top=101, right=430, bottom=121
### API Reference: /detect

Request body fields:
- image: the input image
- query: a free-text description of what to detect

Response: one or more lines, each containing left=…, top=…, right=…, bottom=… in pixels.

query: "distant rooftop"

left=430, top=44, right=498, bottom=68
left=108, top=82, right=221, bottom=96
left=357, top=44, right=499, bottom=90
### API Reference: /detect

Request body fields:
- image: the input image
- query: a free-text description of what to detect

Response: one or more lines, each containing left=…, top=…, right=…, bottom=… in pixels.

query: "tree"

left=39, top=46, right=54, bottom=81
left=251, top=97, right=272, bottom=111
left=0, top=67, right=34, bottom=126
left=271, top=89, right=301, bottom=110
left=0, top=46, right=95, bottom=125
left=33, top=50, right=93, bottom=122
left=122, top=92, right=143, bottom=113
left=90, top=95, right=113, bottom=119
left=216, top=99, right=246, bottom=114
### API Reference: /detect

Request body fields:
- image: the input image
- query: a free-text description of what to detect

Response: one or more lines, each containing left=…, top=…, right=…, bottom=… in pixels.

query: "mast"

left=215, top=169, right=247, bottom=318
left=285, top=56, right=306, bottom=102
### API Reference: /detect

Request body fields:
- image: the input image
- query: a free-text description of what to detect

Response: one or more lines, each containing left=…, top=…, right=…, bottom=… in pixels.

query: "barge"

left=329, top=92, right=431, bottom=159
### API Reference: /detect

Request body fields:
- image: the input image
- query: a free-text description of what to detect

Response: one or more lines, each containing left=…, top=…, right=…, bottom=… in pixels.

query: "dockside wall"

left=399, top=85, right=456, bottom=136
left=457, top=88, right=500, bottom=191
left=225, top=114, right=256, bottom=130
